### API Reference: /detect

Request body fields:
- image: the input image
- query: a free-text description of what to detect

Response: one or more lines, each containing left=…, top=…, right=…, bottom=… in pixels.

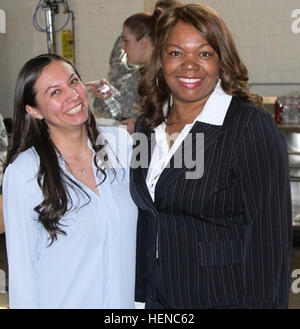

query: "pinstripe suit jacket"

left=130, top=96, right=292, bottom=309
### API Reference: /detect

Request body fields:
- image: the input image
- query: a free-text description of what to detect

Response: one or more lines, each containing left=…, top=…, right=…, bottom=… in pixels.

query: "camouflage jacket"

left=0, top=113, right=8, bottom=184
left=93, top=36, right=141, bottom=119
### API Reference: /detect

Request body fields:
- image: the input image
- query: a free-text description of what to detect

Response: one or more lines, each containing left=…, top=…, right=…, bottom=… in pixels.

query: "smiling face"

left=26, top=60, right=89, bottom=134
left=161, top=20, right=220, bottom=107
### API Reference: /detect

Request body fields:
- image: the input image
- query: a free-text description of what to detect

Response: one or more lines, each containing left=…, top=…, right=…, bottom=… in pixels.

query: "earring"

left=162, top=94, right=173, bottom=118
left=169, top=94, right=173, bottom=106
left=156, top=76, right=164, bottom=94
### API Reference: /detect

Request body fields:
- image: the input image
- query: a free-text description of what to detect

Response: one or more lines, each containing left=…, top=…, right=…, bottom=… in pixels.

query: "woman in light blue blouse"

left=3, top=54, right=137, bottom=309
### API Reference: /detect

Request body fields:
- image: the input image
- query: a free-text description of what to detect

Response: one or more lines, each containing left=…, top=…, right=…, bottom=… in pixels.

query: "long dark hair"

left=4, top=54, right=108, bottom=244
left=139, top=3, right=263, bottom=131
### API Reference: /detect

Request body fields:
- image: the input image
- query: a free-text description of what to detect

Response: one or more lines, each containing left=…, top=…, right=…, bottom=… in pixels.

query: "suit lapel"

left=154, top=121, right=222, bottom=202
left=131, top=97, right=240, bottom=207
left=130, top=130, right=158, bottom=212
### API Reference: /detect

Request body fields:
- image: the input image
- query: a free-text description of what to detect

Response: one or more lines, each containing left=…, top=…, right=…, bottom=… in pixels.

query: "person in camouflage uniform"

left=87, top=0, right=180, bottom=133
left=108, top=36, right=138, bottom=92
left=0, top=114, right=8, bottom=187
left=93, top=35, right=141, bottom=120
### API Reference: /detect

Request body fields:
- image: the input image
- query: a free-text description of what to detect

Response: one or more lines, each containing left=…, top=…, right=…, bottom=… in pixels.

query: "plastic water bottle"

left=99, top=82, right=122, bottom=120
left=282, top=97, right=294, bottom=124
left=289, top=95, right=298, bottom=124
left=274, top=95, right=286, bottom=124
left=297, top=97, right=300, bottom=124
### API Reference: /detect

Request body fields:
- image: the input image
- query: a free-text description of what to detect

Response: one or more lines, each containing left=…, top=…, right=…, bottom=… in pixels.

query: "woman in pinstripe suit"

left=130, top=3, right=292, bottom=309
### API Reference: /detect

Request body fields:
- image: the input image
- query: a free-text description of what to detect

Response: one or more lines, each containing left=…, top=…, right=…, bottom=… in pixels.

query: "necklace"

left=65, top=162, right=89, bottom=176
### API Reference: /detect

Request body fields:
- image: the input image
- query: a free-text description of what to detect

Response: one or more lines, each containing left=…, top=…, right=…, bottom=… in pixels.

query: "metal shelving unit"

left=278, top=127, right=300, bottom=229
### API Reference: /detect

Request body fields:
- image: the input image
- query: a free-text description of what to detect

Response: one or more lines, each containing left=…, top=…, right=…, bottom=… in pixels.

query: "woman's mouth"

left=178, top=77, right=202, bottom=88
left=65, top=104, right=84, bottom=115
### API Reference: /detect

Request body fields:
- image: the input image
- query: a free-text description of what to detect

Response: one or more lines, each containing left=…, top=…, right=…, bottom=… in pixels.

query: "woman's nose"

left=181, top=57, right=200, bottom=71
left=67, top=87, right=80, bottom=100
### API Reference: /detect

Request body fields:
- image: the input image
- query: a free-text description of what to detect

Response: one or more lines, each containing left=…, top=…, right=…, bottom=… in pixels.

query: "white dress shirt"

left=146, top=81, right=232, bottom=201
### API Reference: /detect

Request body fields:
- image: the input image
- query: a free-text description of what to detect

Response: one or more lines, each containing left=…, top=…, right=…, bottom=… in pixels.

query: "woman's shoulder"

left=230, top=96, right=275, bottom=126
left=97, top=125, right=132, bottom=143
left=5, top=147, right=39, bottom=179
left=229, top=97, right=284, bottom=148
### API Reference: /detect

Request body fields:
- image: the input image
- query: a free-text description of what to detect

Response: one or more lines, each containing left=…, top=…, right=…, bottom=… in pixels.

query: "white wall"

left=0, top=0, right=143, bottom=118
left=0, top=0, right=47, bottom=118
left=188, top=0, right=300, bottom=97
left=0, top=0, right=300, bottom=118
left=72, top=0, right=144, bottom=82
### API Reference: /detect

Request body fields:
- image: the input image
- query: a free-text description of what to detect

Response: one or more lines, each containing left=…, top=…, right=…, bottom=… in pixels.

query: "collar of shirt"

left=161, top=79, right=232, bottom=127
left=56, top=138, right=108, bottom=177
left=146, top=81, right=232, bottom=202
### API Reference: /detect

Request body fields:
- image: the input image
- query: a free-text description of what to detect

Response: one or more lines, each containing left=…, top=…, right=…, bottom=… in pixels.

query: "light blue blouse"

left=3, top=126, right=138, bottom=309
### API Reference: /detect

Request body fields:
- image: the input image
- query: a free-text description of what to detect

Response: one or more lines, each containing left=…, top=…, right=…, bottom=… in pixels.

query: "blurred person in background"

left=0, top=113, right=8, bottom=234
left=86, top=0, right=180, bottom=134
left=3, top=117, right=12, bottom=152
left=0, top=113, right=8, bottom=190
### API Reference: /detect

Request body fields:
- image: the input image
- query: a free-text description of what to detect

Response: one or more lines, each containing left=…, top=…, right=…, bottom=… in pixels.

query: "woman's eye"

left=169, top=50, right=182, bottom=56
left=70, top=77, right=79, bottom=85
left=200, top=51, right=211, bottom=57
left=50, top=89, right=61, bottom=96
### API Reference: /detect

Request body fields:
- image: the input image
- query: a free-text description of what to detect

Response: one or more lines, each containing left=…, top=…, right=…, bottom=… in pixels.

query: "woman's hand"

left=85, top=79, right=109, bottom=100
